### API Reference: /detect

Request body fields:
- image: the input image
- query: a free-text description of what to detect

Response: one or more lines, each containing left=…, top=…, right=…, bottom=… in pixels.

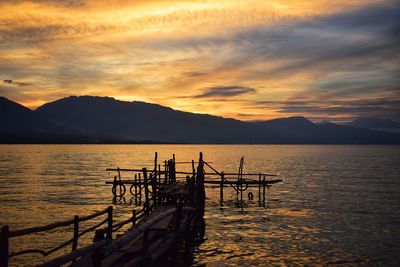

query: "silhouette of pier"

left=0, top=152, right=281, bottom=267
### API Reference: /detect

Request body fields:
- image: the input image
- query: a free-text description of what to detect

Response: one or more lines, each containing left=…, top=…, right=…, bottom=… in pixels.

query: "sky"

left=0, top=0, right=399, bottom=122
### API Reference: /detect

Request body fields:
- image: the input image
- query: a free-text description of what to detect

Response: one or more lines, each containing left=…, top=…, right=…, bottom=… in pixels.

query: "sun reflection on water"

left=0, top=145, right=399, bottom=266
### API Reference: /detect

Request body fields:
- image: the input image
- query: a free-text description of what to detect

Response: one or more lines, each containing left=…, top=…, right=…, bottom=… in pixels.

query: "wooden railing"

left=0, top=205, right=141, bottom=267
left=39, top=204, right=195, bottom=267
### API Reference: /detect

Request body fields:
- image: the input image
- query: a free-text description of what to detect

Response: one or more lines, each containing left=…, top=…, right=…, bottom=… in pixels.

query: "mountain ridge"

left=1, top=95, right=400, bottom=144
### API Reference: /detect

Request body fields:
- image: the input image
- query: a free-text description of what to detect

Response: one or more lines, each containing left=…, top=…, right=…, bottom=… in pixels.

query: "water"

left=0, top=145, right=399, bottom=266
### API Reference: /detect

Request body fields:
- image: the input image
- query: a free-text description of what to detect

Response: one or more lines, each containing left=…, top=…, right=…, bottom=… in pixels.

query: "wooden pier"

left=0, top=152, right=281, bottom=267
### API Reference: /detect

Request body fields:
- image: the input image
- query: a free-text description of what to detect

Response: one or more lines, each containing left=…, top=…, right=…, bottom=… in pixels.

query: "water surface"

left=0, top=145, right=399, bottom=266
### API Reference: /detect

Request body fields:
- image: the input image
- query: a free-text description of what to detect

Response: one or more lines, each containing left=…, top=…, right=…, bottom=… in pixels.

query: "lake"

left=0, top=145, right=399, bottom=266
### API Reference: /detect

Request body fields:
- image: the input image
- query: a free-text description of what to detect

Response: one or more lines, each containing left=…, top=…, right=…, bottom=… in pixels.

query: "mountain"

left=35, top=96, right=272, bottom=143
left=0, top=97, right=98, bottom=143
left=0, top=96, right=58, bottom=133
left=254, top=116, right=400, bottom=144
left=253, top=117, right=316, bottom=143
left=1, top=95, right=400, bottom=144
left=347, top=117, right=400, bottom=134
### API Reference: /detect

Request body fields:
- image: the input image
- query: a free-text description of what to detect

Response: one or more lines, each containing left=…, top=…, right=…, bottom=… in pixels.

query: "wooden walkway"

left=69, top=205, right=188, bottom=267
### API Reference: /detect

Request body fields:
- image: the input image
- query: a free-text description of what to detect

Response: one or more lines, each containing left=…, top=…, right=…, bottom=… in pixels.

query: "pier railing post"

left=151, top=172, right=157, bottom=209
left=143, top=168, right=150, bottom=213
left=158, top=164, right=161, bottom=184
left=106, top=206, right=113, bottom=239
left=258, top=173, right=261, bottom=204
left=220, top=172, right=224, bottom=204
left=138, top=173, right=142, bottom=204
left=262, top=176, right=266, bottom=205
left=164, top=160, right=168, bottom=184
left=117, top=167, right=122, bottom=197
left=134, top=174, right=138, bottom=205
left=191, top=160, right=195, bottom=177
left=196, top=152, right=205, bottom=217
left=172, top=156, right=176, bottom=182
left=72, top=215, right=79, bottom=251
left=0, top=226, right=9, bottom=267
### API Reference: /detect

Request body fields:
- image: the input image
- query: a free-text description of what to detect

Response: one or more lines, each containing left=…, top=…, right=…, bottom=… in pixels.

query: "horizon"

left=1, top=1, right=399, bottom=123
left=3, top=94, right=400, bottom=125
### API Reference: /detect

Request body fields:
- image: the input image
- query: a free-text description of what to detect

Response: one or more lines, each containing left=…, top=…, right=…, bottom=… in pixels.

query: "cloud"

left=0, top=0, right=399, bottom=120
left=193, top=86, right=256, bottom=98
left=2, top=79, right=33, bottom=87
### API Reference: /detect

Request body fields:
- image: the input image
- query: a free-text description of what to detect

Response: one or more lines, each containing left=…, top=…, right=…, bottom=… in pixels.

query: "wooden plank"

left=100, top=213, right=174, bottom=267
left=69, top=209, right=174, bottom=267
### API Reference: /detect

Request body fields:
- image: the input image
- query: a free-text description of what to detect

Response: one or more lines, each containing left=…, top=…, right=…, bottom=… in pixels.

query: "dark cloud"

left=2, top=79, right=33, bottom=87
left=236, top=113, right=262, bottom=117
left=184, top=72, right=207, bottom=77
left=194, top=86, right=256, bottom=98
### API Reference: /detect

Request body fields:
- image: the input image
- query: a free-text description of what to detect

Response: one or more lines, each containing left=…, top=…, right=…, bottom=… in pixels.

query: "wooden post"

left=238, top=157, right=244, bottom=202
left=117, top=167, right=122, bottom=197
left=138, top=173, right=142, bottom=204
left=258, top=173, right=261, bottom=204
left=262, top=176, right=266, bottom=204
left=112, top=175, right=117, bottom=197
left=0, top=226, right=9, bottom=267
left=186, top=176, right=190, bottom=205
left=196, top=152, right=205, bottom=216
left=220, top=172, right=224, bottom=204
left=154, top=152, right=158, bottom=171
left=164, top=160, right=168, bottom=184
left=158, top=164, right=161, bottom=184
left=191, top=160, right=195, bottom=177
left=172, top=158, right=176, bottom=182
left=143, top=168, right=149, bottom=213
left=240, top=181, right=243, bottom=202
left=168, top=160, right=172, bottom=183
left=72, top=215, right=79, bottom=251
left=134, top=174, right=138, bottom=205
left=151, top=171, right=157, bottom=208
left=154, top=152, right=158, bottom=187
left=131, top=210, right=136, bottom=228
left=106, top=206, right=113, bottom=239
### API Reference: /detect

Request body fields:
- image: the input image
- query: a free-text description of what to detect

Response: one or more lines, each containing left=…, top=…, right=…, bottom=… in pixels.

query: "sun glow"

left=0, top=0, right=398, bottom=121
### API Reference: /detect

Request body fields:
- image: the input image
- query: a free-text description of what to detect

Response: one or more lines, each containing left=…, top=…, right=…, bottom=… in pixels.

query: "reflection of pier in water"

left=0, top=152, right=281, bottom=267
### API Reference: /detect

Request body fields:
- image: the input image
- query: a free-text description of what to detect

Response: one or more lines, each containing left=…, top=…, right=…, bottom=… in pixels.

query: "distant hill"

left=1, top=95, right=400, bottom=144
left=254, top=116, right=400, bottom=144
left=0, top=96, right=58, bottom=133
left=35, top=96, right=271, bottom=143
left=0, top=96, right=99, bottom=143
left=346, top=117, right=400, bottom=134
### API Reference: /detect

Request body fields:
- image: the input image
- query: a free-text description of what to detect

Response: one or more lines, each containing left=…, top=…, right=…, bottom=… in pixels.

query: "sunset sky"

left=0, top=0, right=399, bottom=122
